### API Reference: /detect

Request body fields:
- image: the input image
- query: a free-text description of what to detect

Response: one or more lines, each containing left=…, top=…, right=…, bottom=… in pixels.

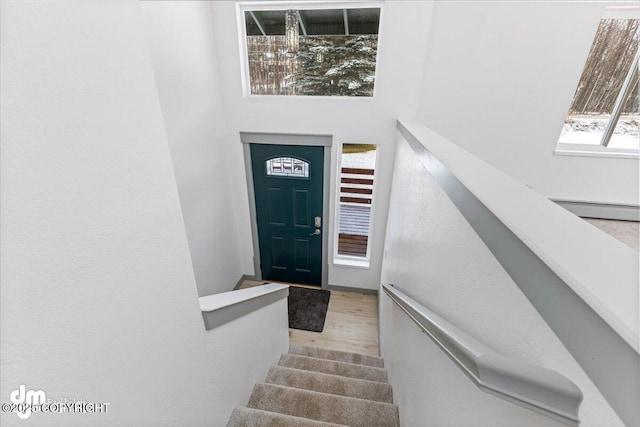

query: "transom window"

left=266, top=157, right=309, bottom=177
left=241, top=4, right=381, bottom=97
left=557, top=16, right=639, bottom=154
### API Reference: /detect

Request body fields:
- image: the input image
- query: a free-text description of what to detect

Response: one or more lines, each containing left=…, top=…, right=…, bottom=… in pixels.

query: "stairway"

left=227, top=344, right=399, bottom=427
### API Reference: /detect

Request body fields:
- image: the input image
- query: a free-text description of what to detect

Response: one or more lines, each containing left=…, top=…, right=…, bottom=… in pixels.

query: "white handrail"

left=382, top=284, right=583, bottom=426
left=398, top=120, right=639, bottom=353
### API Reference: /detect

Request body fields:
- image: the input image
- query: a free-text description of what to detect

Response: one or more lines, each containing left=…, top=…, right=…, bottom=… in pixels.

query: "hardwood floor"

left=239, top=280, right=380, bottom=356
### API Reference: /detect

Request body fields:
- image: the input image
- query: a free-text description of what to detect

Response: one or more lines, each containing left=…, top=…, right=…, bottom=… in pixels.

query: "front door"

left=250, top=144, right=324, bottom=286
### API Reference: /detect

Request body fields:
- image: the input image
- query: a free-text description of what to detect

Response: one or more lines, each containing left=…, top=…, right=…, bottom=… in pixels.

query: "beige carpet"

left=585, top=218, right=639, bottom=252
left=227, top=345, right=399, bottom=427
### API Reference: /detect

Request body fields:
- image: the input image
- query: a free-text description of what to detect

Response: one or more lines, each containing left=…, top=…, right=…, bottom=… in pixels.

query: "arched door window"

left=266, top=157, right=309, bottom=178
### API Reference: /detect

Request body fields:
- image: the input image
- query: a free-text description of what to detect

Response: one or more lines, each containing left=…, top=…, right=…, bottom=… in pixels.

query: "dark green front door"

left=251, top=144, right=324, bottom=286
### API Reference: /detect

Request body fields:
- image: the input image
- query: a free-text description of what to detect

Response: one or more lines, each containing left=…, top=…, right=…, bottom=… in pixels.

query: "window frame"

left=333, top=142, right=380, bottom=268
left=555, top=7, right=640, bottom=158
left=236, top=1, right=384, bottom=99
left=600, top=47, right=639, bottom=147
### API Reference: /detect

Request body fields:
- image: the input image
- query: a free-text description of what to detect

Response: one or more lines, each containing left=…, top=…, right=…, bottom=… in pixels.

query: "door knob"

left=309, top=229, right=321, bottom=236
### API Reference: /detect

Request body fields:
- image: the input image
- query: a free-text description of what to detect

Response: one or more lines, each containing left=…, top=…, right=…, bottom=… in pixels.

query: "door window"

left=266, top=157, right=309, bottom=178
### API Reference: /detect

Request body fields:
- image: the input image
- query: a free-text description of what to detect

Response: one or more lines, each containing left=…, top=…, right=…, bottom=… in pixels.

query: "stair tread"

left=227, top=407, right=348, bottom=427
left=247, top=383, right=399, bottom=427
left=288, top=344, right=384, bottom=368
left=266, top=366, right=393, bottom=403
left=279, top=353, right=388, bottom=383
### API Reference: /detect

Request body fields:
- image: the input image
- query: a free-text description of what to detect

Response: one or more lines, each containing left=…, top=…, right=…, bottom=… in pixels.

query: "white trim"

left=602, top=48, right=640, bottom=146
left=236, top=2, right=251, bottom=97
left=333, top=256, right=370, bottom=269
left=241, top=94, right=378, bottom=101
left=238, top=1, right=384, bottom=13
left=365, top=142, right=381, bottom=259
left=199, top=284, right=290, bottom=330
left=554, top=143, right=640, bottom=159
left=242, top=133, right=333, bottom=289
left=240, top=131, right=332, bottom=146
left=602, top=4, right=640, bottom=19
left=199, top=283, right=288, bottom=312
left=553, top=199, right=640, bottom=221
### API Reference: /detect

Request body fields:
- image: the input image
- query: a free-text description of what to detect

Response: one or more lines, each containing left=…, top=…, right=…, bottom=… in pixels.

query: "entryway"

left=238, top=279, right=379, bottom=356
left=245, top=138, right=329, bottom=286
left=241, top=132, right=332, bottom=287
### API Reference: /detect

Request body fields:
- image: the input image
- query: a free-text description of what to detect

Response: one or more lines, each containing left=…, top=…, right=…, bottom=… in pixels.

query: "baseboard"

left=552, top=199, right=640, bottom=221
left=328, top=284, right=378, bottom=295
left=233, top=274, right=261, bottom=290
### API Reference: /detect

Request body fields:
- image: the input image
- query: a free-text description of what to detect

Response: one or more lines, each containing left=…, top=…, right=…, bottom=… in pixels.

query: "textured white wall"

left=379, top=296, right=567, bottom=427
left=210, top=1, right=435, bottom=290
left=140, top=1, right=243, bottom=296
left=379, top=134, right=623, bottom=426
left=416, top=1, right=639, bottom=206
left=0, top=1, right=288, bottom=425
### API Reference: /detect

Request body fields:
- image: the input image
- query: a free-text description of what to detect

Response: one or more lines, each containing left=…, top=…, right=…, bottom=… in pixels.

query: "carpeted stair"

left=227, top=344, right=399, bottom=427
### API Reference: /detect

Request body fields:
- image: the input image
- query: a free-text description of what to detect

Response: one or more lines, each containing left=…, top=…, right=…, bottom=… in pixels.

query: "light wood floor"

left=239, top=280, right=380, bottom=356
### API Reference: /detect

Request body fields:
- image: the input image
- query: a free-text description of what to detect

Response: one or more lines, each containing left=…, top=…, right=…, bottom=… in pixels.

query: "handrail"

left=397, top=119, right=638, bottom=353
left=382, top=284, right=583, bottom=426
left=397, top=119, right=638, bottom=426
left=199, top=284, right=289, bottom=330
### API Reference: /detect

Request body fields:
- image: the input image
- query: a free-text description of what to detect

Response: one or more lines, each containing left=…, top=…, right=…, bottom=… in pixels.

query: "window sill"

left=333, top=257, right=370, bottom=269
left=554, top=143, right=640, bottom=159
left=244, top=94, right=376, bottom=100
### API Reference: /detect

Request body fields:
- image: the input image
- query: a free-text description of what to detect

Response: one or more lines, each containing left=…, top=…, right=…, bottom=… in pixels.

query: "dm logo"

left=10, top=385, right=46, bottom=420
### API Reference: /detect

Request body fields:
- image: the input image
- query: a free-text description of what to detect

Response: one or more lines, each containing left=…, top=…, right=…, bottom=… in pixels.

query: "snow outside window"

left=242, top=6, right=381, bottom=97
left=557, top=17, right=639, bottom=155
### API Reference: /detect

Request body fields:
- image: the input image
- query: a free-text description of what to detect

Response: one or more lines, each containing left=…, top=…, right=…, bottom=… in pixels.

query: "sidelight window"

left=335, top=144, right=377, bottom=262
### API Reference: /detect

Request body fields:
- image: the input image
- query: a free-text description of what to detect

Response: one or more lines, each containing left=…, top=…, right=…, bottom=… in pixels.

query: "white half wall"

left=379, top=133, right=623, bottom=426
left=0, top=1, right=288, bottom=425
left=140, top=1, right=244, bottom=296
left=416, top=1, right=639, bottom=206
left=210, top=1, right=435, bottom=290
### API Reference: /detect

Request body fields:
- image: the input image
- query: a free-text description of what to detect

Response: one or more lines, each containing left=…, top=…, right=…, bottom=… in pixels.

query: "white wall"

left=379, top=134, right=623, bottom=426
left=416, top=1, right=639, bottom=206
left=380, top=298, right=569, bottom=427
left=0, top=1, right=288, bottom=425
left=140, top=2, right=243, bottom=296
left=209, top=1, right=435, bottom=290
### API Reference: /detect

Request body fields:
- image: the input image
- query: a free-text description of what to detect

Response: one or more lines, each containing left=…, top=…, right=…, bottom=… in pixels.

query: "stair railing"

left=382, top=283, right=583, bottom=426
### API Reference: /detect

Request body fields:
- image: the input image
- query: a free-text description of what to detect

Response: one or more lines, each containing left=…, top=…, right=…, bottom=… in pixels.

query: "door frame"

left=240, top=132, right=332, bottom=289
